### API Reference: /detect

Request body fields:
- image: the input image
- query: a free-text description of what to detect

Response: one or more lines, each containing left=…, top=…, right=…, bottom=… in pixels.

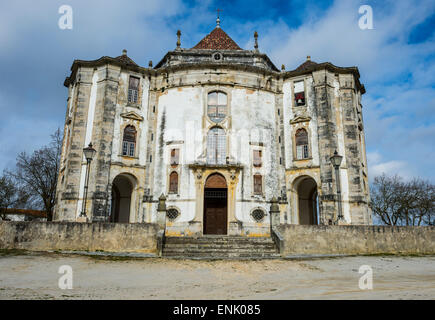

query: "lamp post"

left=80, top=143, right=97, bottom=218
left=330, top=150, right=343, bottom=224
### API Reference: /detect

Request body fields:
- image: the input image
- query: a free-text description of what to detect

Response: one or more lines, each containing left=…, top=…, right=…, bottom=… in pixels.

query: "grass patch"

left=85, top=254, right=150, bottom=262
left=0, top=249, right=28, bottom=257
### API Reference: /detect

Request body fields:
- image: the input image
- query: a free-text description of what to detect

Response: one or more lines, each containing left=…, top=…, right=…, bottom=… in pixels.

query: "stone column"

left=156, top=194, right=167, bottom=231
left=270, top=196, right=280, bottom=231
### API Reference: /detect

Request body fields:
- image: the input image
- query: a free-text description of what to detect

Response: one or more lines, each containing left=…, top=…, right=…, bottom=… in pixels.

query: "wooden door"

left=204, top=189, right=227, bottom=235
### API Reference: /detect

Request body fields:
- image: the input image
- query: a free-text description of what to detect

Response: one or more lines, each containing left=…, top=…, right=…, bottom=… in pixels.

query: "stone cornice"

left=64, top=56, right=155, bottom=87
left=64, top=56, right=365, bottom=94
left=282, top=62, right=365, bottom=94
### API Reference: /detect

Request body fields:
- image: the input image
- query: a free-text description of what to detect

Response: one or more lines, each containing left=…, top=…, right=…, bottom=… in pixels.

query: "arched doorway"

left=295, top=176, right=318, bottom=225
left=110, top=174, right=135, bottom=223
left=203, top=173, right=228, bottom=235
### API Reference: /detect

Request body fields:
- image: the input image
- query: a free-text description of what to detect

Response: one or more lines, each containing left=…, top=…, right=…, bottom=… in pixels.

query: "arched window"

left=207, top=91, right=227, bottom=123
left=295, top=128, right=309, bottom=159
left=128, top=76, right=140, bottom=103
left=122, top=125, right=136, bottom=157
left=169, top=172, right=178, bottom=193
left=207, top=127, right=226, bottom=165
left=254, top=174, right=263, bottom=194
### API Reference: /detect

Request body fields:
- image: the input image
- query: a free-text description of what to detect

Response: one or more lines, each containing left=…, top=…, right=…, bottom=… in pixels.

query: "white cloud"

left=367, top=152, right=413, bottom=180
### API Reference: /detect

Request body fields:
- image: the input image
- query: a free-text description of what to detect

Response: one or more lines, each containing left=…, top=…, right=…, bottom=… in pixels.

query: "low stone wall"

left=276, top=225, right=435, bottom=255
left=0, top=221, right=159, bottom=254
left=1, top=222, right=433, bottom=256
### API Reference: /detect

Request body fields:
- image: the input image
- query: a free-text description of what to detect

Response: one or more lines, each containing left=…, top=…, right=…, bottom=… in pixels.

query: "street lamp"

left=80, top=143, right=97, bottom=218
left=330, top=150, right=343, bottom=223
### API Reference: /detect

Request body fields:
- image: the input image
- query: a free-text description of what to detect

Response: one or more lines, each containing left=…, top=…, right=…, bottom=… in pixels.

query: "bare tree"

left=370, top=174, right=434, bottom=226
left=0, top=173, right=30, bottom=220
left=7, top=128, right=62, bottom=221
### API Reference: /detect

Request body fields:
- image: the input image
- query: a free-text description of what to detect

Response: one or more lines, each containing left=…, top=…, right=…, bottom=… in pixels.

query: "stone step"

left=163, top=252, right=282, bottom=259
left=163, top=247, right=278, bottom=254
left=165, top=237, right=275, bottom=244
left=162, top=236, right=279, bottom=259
left=163, top=243, right=277, bottom=249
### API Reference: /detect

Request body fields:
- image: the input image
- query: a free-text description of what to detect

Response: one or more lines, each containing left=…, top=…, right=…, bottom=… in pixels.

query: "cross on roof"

left=216, top=8, right=223, bottom=28
left=216, top=8, right=223, bottom=19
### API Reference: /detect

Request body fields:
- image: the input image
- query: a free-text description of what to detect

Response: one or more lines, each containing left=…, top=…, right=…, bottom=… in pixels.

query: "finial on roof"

left=176, top=30, right=181, bottom=49
left=281, top=64, right=285, bottom=71
left=216, top=8, right=223, bottom=28
left=254, top=31, right=258, bottom=51
left=122, top=49, right=127, bottom=56
left=307, top=55, right=311, bottom=61
left=148, top=60, right=153, bottom=67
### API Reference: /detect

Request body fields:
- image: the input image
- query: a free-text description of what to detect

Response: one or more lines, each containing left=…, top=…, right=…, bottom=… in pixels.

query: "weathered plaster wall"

left=55, top=54, right=372, bottom=231
left=277, top=224, right=435, bottom=255
left=0, top=221, right=159, bottom=253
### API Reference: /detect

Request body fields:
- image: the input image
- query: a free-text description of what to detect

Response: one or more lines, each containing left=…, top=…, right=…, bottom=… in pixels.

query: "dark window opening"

left=254, top=174, right=263, bottom=195
left=169, top=172, right=178, bottom=194
left=128, top=76, right=140, bottom=103
left=253, top=150, right=262, bottom=167
left=294, top=81, right=305, bottom=106
left=296, top=128, right=309, bottom=159
left=122, top=125, right=136, bottom=157
left=170, top=148, right=179, bottom=166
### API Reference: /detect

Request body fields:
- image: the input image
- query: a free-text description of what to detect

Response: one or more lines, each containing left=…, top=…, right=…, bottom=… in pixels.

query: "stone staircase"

left=162, top=235, right=281, bottom=259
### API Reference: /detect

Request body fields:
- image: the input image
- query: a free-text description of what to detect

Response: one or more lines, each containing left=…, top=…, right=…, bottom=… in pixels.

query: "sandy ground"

left=0, top=252, right=434, bottom=300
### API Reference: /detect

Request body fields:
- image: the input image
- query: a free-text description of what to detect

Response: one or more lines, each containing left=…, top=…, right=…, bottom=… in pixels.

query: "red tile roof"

left=295, top=59, right=318, bottom=72
left=1, top=208, right=47, bottom=218
left=115, top=54, right=138, bottom=66
left=193, top=27, right=242, bottom=50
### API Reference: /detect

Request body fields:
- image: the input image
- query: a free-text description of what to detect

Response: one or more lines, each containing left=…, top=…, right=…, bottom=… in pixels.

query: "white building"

left=54, top=21, right=371, bottom=237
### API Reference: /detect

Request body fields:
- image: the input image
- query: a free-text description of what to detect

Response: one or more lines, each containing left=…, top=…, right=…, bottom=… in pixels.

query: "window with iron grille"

left=207, top=91, right=227, bottom=123
left=251, top=209, right=265, bottom=222
left=294, top=81, right=305, bottom=106
left=169, top=172, right=178, bottom=194
left=170, top=149, right=179, bottom=166
left=207, top=127, right=226, bottom=165
left=253, top=150, right=262, bottom=167
left=254, top=174, right=262, bottom=194
left=295, top=128, right=309, bottom=159
left=128, top=76, right=140, bottom=103
left=167, top=208, right=180, bottom=221
left=122, top=125, right=136, bottom=157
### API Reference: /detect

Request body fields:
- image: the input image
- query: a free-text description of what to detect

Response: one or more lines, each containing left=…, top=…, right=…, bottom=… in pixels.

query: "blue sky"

left=0, top=0, right=434, bottom=181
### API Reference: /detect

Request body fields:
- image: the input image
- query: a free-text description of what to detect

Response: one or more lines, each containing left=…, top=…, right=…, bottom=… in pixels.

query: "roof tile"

left=193, top=27, right=242, bottom=50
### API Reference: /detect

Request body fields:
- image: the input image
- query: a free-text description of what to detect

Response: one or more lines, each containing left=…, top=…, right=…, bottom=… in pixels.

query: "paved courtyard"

left=0, top=251, right=434, bottom=299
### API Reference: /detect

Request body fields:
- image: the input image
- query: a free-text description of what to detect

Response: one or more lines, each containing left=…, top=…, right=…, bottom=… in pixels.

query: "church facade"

left=54, top=22, right=372, bottom=236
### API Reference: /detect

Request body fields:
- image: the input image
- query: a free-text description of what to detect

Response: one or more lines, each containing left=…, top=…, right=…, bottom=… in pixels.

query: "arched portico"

left=110, top=173, right=137, bottom=223
left=292, top=175, right=319, bottom=225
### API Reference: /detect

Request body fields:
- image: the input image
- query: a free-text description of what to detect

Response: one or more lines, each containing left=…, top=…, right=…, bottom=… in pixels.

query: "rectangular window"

left=128, top=76, right=140, bottom=103
left=294, top=81, right=305, bottom=106
left=296, top=145, right=309, bottom=159
left=170, top=149, right=179, bottom=165
left=254, top=175, right=262, bottom=195
left=129, top=143, right=135, bottom=157
left=122, top=141, right=128, bottom=156
left=122, top=142, right=135, bottom=157
left=253, top=150, right=262, bottom=167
